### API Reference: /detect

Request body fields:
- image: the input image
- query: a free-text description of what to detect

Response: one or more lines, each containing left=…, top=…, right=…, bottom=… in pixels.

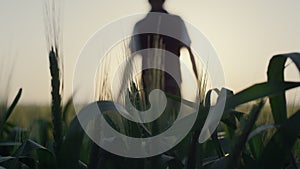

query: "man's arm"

left=186, top=46, right=199, bottom=80
left=177, top=17, right=199, bottom=79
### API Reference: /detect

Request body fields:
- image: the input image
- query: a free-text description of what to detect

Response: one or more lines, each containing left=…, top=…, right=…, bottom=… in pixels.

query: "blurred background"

left=0, top=0, right=299, bottom=105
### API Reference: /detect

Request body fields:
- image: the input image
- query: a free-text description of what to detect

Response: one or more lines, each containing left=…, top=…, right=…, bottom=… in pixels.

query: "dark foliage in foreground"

left=0, top=53, right=300, bottom=169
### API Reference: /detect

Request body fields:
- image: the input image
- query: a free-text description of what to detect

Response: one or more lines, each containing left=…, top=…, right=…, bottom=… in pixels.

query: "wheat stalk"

left=43, top=0, right=64, bottom=163
left=49, top=47, right=63, bottom=158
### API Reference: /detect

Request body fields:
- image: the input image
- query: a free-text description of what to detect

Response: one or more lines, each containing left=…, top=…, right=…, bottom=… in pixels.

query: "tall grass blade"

left=257, top=109, right=300, bottom=169
left=224, top=100, right=265, bottom=169
left=62, top=97, right=73, bottom=122
left=12, top=140, right=56, bottom=169
left=59, top=116, right=84, bottom=169
left=0, top=88, right=22, bottom=134
left=247, top=124, right=278, bottom=141
left=29, top=119, right=51, bottom=147
left=267, top=53, right=300, bottom=124
left=225, top=81, right=300, bottom=110
left=247, top=124, right=278, bottom=159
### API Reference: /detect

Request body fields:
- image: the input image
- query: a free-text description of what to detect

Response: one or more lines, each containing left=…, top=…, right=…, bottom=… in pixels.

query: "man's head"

left=148, top=0, right=165, bottom=9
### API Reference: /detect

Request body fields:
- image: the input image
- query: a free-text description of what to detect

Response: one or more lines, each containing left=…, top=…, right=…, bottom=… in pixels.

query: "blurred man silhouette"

left=129, top=0, right=198, bottom=99
left=128, top=0, right=199, bottom=136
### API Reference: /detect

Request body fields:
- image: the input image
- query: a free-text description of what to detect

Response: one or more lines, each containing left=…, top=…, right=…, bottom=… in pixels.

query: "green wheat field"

left=1, top=1, right=300, bottom=169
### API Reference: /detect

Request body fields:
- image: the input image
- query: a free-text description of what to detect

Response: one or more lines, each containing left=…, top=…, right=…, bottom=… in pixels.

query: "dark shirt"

left=129, top=9, right=191, bottom=89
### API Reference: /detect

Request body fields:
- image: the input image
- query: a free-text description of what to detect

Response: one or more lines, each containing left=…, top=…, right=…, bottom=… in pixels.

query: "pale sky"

left=0, top=0, right=299, bottom=105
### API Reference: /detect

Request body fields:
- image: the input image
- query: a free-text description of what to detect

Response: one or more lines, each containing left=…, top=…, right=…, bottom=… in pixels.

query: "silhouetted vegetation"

left=0, top=1, right=300, bottom=169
